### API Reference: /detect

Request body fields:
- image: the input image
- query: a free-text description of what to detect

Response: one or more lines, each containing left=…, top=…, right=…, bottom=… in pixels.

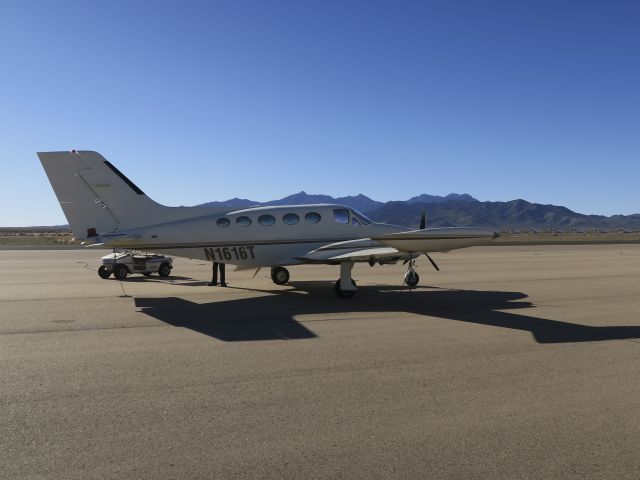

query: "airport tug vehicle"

left=98, top=251, right=173, bottom=280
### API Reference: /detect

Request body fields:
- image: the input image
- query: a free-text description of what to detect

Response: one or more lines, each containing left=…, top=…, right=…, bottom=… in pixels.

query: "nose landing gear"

left=404, top=258, right=420, bottom=287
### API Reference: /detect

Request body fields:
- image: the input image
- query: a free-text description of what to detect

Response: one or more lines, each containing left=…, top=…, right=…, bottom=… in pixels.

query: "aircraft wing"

left=295, top=227, right=497, bottom=265
left=296, top=239, right=409, bottom=264
left=370, top=227, right=498, bottom=251
left=323, top=246, right=400, bottom=261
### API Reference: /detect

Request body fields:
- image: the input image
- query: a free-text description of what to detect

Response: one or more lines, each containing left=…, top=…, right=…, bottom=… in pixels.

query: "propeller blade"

left=419, top=211, right=426, bottom=230
left=424, top=252, right=440, bottom=271
left=252, top=267, right=262, bottom=278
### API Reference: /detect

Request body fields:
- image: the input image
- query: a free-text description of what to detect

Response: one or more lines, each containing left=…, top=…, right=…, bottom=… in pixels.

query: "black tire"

left=334, top=279, right=357, bottom=298
left=158, top=262, right=171, bottom=277
left=114, top=265, right=128, bottom=281
left=405, top=271, right=420, bottom=287
left=271, top=267, right=290, bottom=285
left=98, top=265, right=111, bottom=279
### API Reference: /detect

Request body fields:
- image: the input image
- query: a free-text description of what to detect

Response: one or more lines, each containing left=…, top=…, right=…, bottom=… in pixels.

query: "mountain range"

left=198, top=192, right=640, bottom=231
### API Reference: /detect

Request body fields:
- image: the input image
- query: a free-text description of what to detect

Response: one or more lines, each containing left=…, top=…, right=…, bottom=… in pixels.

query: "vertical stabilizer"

left=38, top=150, right=221, bottom=240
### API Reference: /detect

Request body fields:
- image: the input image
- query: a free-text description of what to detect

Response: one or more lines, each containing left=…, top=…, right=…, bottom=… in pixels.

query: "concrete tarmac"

left=1, top=245, right=640, bottom=479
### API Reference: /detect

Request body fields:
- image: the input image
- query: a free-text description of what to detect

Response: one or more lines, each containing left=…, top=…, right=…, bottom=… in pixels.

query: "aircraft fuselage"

left=103, top=204, right=399, bottom=266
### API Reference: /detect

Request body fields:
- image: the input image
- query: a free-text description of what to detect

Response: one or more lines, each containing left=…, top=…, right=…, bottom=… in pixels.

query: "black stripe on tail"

left=103, top=160, right=145, bottom=195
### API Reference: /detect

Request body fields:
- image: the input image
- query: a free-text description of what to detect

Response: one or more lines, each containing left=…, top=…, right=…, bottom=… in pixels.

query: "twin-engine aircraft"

left=38, top=151, right=498, bottom=297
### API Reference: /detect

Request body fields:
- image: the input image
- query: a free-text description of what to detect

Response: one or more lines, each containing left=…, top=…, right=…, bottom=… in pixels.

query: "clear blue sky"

left=1, top=0, right=639, bottom=226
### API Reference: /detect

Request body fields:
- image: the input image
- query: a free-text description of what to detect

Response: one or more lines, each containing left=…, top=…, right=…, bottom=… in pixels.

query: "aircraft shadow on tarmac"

left=134, top=282, right=640, bottom=344
left=108, top=276, right=210, bottom=286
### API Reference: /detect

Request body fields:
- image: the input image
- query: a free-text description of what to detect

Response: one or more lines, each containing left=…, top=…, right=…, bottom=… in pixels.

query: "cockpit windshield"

left=350, top=209, right=372, bottom=225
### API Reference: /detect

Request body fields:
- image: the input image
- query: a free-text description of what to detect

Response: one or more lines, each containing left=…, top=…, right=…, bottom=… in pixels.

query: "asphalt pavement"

left=2, top=245, right=640, bottom=479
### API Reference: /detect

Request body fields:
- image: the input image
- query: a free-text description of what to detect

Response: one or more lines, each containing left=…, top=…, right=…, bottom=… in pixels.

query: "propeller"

left=403, top=253, right=439, bottom=271
left=417, top=210, right=439, bottom=270
left=424, top=252, right=440, bottom=271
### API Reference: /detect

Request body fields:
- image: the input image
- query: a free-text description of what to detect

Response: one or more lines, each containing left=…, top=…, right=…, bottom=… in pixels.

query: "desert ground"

left=2, top=245, right=640, bottom=479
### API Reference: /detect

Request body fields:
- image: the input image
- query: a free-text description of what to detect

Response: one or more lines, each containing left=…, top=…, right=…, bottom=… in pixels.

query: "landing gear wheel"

left=114, top=265, right=128, bottom=281
left=405, top=270, right=420, bottom=287
left=158, top=263, right=171, bottom=277
left=334, top=279, right=357, bottom=298
left=98, top=265, right=111, bottom=279
left=271, top=267, right=290, bottom=285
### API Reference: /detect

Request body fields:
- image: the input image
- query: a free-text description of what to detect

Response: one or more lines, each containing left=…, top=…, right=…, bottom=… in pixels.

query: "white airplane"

left=38, top=150, right=499, bottom=297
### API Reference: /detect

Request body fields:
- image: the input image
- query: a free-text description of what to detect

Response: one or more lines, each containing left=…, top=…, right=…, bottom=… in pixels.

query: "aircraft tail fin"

left=38, top=150, right=217, bottom=241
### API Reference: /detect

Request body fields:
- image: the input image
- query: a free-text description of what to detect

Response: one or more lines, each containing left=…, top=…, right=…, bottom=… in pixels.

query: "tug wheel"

left=98, top=265, right=111, bottom=279
left=158, top=263, right=171, bottom=277
left=114, top=265, right=128, bottom=281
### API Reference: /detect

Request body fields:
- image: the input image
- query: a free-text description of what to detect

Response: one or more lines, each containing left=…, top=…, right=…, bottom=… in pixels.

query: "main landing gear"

left=334, top=258, right=424, bottom=298
left=270, top=257, right=428, bottom=297
left=271, top=266, right=290, bottom=285
left=334, top=279, right=357, bottom=298
left=335, top=262, right=357, bottom=298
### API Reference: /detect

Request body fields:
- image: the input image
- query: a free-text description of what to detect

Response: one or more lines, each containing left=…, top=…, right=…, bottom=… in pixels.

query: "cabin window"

left=216, top=218, right=230, bottom=228
left=305, top=212, right=321, bottom=224
left=236, top=216, right=251, bottom=227
left=351, top=217, right=361, bottom=226
left=258, top=214, right=276, bottom=226
left=283, top=213, right=300, bottom=225
left=333, top=208, right=349, bottom=224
